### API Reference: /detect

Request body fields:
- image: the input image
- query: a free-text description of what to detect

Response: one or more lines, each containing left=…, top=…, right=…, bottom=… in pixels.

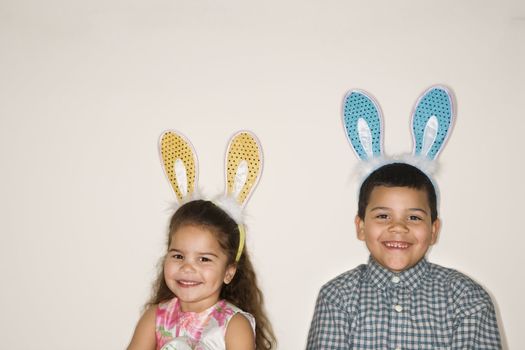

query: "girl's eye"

left=171, top=254, right=184, bottom=260
left=200, top=257, right=212, bottom=262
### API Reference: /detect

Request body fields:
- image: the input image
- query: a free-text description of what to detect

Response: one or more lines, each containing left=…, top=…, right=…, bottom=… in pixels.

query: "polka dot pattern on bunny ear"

left=226, top=132, right=262, bottom=206
left=412, top=87, right=453, bottom=159
left=160, top=132, right=197, bottom=202
left=343, top=91, right=383, bottom=160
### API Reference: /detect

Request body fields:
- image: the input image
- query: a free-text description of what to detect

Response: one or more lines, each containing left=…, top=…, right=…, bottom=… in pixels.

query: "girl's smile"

left=164, top=224, right=236, bottom=312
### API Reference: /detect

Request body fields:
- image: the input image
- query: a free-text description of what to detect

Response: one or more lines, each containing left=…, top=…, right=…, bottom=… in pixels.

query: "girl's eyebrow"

left=167, top=248, right=219, bottom=257
left=197, top=252, right=219, bottom=257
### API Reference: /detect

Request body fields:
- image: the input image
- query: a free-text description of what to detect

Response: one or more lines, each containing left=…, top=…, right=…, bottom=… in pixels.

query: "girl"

left=128, top=200, right=275, bottom=350
left=128, top=131, right=275, bottom=350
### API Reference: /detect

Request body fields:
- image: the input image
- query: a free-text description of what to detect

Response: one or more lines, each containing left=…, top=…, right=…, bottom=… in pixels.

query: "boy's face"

left=355, top=186, right=440, bottom=273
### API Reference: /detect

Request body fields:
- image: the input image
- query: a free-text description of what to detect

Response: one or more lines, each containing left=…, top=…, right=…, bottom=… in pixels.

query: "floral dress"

left=155, top=298, right=255, bottom=350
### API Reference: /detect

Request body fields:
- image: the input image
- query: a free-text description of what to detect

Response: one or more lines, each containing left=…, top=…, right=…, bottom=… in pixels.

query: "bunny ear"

left=411, top=85, right=455, bottom=160
left=159, top=131, right=198, bottom=203
left=342, top=90, right=384, bottom=161
left=224, top=131, right=263, bottom=208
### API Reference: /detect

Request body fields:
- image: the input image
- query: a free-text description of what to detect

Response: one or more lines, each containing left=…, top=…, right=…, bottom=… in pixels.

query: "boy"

left=306, top=163, right=501, bottom=349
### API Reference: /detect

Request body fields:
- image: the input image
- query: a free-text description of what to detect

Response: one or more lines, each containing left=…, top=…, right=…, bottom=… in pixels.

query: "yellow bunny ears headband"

left=159, top=130, right=263, bottom=261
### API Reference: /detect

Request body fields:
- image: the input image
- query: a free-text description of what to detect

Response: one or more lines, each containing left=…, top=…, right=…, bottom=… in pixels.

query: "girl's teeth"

left=179, top=280, right=200, bottom=286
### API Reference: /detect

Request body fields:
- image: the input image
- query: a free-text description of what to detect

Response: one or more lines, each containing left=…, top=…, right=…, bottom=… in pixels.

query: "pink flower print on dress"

left=209, top=300, right=235, bottom=328
left=163, top=299, right=181, bottom=331
left=178, top=311, right=207, bottom=342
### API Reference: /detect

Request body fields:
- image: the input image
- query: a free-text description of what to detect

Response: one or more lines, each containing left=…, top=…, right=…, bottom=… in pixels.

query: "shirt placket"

left=390, top=274, right=409, bottom=350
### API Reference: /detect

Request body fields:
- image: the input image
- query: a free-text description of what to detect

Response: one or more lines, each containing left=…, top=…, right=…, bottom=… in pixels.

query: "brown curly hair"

left=146, top=200, right=276, bottom=349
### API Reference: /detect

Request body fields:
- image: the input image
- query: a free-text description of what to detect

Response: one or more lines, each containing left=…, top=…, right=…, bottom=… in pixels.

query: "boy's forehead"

left=367, top=186, right=431, bottom=208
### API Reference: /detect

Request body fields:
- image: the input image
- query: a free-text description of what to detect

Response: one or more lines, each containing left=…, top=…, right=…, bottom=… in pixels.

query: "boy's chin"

left=374, top=256, right=423, bottom=273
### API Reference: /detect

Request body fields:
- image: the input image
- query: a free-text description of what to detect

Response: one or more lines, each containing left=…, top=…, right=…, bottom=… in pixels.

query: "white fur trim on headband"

left=353, top=154, right=439, bottom=185
left=166, top=189, right=203, bottom=212
left=213, top=195, right=244, bottom=224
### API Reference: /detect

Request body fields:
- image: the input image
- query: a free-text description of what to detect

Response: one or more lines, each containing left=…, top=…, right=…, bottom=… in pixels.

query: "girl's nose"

left=180, top=261, right=196, bottom=272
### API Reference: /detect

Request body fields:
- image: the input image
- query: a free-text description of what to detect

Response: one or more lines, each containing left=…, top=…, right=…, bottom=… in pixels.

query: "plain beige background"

left=1, top=0, right=523, bottom=349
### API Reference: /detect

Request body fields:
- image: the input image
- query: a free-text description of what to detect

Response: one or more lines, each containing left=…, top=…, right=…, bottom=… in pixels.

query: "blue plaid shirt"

left=307, top=258, right=501, bottom=349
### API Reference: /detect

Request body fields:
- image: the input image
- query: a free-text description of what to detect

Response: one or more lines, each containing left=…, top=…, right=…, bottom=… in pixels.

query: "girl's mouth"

left=177, top=280, right=202, bottom=287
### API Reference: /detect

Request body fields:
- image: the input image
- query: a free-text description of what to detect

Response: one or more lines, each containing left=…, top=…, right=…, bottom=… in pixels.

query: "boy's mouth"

left=383, top=241, right=411, bottom=249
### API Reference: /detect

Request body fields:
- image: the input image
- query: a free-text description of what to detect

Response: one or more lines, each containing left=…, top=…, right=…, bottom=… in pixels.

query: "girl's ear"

left=224, top=131, right=263, bottom=208
left=411, top=85, right=455, bottom=160
left=342, top=89, right=384, bottom=161
left=224, top=264, right=237, bottom=285
left=159, top=131, right=199, bottom=204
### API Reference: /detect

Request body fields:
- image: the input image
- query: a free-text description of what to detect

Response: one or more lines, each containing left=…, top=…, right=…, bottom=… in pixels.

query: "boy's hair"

left=358, top=163, right=438, bottom=222
left=147, top=200, right=276, bottom=350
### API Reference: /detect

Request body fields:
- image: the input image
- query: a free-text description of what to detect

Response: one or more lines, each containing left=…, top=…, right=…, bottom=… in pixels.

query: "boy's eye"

left=375, top=214, right=388, bottom=219
left=408, top=215, right=422, bottom=221
left=200, top=257, right=212, bottom=262
left=171, top=254, right=184, bottom=260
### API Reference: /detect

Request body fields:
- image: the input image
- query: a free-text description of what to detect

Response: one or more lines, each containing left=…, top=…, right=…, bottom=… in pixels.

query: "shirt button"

left=392, top=276, right=400, bottom=283
left=394, top=304, right=403, bottom=312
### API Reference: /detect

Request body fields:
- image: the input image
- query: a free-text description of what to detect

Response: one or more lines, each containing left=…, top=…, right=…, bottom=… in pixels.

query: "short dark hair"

left=358, top=163, right=438, bottom=222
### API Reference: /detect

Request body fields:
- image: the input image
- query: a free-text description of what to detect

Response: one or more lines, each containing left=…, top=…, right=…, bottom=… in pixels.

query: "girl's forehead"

left=169, top=224, right=225, bottom=252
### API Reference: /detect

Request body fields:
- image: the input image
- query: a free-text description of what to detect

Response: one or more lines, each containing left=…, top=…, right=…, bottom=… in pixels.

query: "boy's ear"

left=430, top=218, right=441, bottom=245
left=224, top=264, right=237, bottom=285
left=355, top=215, right=366, bottom=241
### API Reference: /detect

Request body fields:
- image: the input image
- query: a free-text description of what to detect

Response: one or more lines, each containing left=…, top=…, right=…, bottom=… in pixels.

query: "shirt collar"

left=365, top=256, right=430, bottom=291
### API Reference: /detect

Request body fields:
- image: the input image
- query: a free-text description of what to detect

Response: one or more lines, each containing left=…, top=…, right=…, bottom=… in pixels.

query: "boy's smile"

left=355, top=186, right=440, bottom=273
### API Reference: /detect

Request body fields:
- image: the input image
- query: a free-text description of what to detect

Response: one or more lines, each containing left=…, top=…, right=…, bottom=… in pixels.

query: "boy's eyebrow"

left=369, top=206, right=390, bottom=211
left=369, top=207, right=429, bottom=215
left=408, top=208, right=429, bottom=215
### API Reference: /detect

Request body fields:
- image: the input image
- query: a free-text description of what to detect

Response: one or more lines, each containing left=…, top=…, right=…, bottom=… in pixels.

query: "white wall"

left=1, top=0, right=523, bottom=349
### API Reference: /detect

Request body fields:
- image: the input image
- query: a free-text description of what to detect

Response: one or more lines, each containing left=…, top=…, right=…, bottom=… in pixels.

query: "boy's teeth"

left=384, top=241, right=409, bottom=248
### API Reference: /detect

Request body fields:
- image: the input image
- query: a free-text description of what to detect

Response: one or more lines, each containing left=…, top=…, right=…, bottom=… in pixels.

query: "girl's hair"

left=147, top=200, right=276, bottom=350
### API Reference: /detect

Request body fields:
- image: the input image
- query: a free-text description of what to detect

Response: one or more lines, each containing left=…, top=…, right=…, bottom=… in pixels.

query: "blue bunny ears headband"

left=342, top=85, right=456, bottom=185
left=159, top=130, right=263, bottom=262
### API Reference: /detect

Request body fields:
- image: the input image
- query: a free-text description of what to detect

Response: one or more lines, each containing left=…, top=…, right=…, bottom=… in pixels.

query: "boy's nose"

left=389, top=220, right=409, bottom=233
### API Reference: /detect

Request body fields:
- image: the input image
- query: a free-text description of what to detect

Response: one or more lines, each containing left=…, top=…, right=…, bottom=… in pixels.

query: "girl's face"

left=164, top=224, right=236, bottom=312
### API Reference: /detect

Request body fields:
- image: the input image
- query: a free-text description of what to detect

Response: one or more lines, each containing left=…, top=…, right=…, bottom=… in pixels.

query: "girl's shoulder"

left=217, top=300, right=255, bottom=332
left=157, top=296, right=178, bottom=309
left=223, top=302, right=256, bottom=350
left=127, top=305, right=157, bottom=350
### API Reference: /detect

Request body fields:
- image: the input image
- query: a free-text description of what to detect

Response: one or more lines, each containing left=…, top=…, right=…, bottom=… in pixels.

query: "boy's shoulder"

left=428, top=261, right=487, bottom=290
left=318, top=264, right=368, bottom=304
left=318, top=260, right=494, bottom=313
left=427, top=261, right=495, bottom=314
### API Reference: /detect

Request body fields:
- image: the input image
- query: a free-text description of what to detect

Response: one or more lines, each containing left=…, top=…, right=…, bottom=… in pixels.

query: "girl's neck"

left=178, top=298, right=223, bottom=313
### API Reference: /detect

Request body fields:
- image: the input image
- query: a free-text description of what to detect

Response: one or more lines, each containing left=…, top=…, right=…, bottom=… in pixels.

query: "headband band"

left=235, top=224, right=246, bottom=262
